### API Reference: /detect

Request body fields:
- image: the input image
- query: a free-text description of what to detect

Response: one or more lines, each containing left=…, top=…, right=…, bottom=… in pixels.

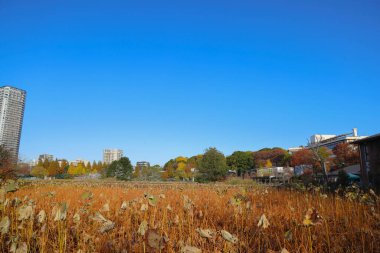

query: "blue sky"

left=1, top=0, right=379, bottom=165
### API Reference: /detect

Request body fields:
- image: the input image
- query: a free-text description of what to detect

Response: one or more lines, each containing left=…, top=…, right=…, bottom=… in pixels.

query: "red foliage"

left=253, top=148, right=288, bottom=167
left=332, top=143, right=360, bottom=168
left=291, top=149, right=314, bottom=167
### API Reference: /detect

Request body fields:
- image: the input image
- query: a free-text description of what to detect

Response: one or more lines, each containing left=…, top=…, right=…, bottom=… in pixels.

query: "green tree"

left=198, top=147, right=228, bottom=182
left=37, top=159, right=44, bottom=167
left=86, top=162, right=92, bottom=173
left=92, top=161, right=98, bottom=172
left=97, top=161, right=104, bottom=171
left=337, top=170, right=350, bottom=188
left=106, top=157, right=133, bottom=180
left=163, top=159, right=176, bottom=179
left=226, top=151, right=254, bottom=177
left=133, top=167, right=140, bottom=178
left=31, top=166, right=48, bottom=178
left=149, top=164, right=162, bottom=181
left=174, top=169, right=187, bottom=180
left=150, top=164, right=162, bottom=171
left=281, top=152, right=292, bottom=167
left=140, top=166, right=151, bottom=180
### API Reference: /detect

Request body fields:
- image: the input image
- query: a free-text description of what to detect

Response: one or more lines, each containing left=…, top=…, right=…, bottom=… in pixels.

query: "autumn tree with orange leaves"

left=332, top=143, right=360, bottom=169
left=291, top=149, right=315, bottom=167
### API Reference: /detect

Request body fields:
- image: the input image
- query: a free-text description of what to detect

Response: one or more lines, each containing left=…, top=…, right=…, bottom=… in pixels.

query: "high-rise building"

left=103, top=149, right=123, bottom=164
left=0, top=86, right=26, bottom=161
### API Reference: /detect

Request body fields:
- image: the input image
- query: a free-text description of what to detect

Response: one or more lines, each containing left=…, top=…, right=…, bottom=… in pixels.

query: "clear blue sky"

left=1, top=0, right=379, bottom=165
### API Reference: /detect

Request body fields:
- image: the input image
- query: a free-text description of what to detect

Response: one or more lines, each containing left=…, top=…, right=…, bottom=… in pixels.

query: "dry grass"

left=0, top=181, right=379, bottom=253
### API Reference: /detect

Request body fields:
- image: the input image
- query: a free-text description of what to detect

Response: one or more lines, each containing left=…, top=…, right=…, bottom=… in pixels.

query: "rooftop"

left=0, top=85, right=27, bottom=93
left=352, top=133, right=380, bottom=144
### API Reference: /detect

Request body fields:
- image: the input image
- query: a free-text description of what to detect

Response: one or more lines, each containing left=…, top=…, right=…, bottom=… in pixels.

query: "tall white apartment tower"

left=0, top=86, right=26, bottom=161
left=103, top=149, right=123, bottom=164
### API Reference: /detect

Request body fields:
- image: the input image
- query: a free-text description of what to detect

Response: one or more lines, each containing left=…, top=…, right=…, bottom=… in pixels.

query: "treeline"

left=161, top=144, right=360, bottom=182
left=162, top=155, right=202, bottom=180
left=291, top=143, right=359, bottom=173
left=0, top=143, right=360, bottom=183
left=162, top=147, right=291, bottom=180
left=30, top=159, right=107, bottom=178
left=30, top=157, right=164, bottom=180
left=104, top=157, right=162, bottom=181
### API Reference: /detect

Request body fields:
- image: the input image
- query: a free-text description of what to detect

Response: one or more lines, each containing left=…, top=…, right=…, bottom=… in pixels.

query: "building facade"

left=0, top=86, right=26, bottom=161
left=353, top=133, right=380, bottom=190
left=308, top=128, right=367, bottom=150
left=103, top=149, right=123, bottom=164
left=136, top=161, right=150, bottom=170
left=38, top=154, right=54, bottom=162
left=70, top=159, right=90, bottom=167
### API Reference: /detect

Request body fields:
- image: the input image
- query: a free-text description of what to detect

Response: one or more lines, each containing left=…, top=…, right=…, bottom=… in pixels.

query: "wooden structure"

left=353, top=133, right=380, bottom=190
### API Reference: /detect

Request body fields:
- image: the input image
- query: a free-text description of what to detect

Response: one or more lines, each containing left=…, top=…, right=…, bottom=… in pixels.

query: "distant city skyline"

left=1, top=1, right=379, bottom=165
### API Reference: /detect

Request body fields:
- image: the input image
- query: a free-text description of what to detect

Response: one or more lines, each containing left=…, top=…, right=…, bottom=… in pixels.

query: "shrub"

left=337, top=170, right=350, bottom=188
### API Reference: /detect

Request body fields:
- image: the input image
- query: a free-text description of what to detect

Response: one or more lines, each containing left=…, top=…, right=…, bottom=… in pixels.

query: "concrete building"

left=0, top=86, right=26, bottom=161
left=38, top=154, right=54, bottom=162
left=308, top=128, right=367, bottom=150
left=353, top=133, right=380, bottom=190
left=310, top=134, right=336, bottom=145
left=288, top=146, right=304, bottom=154
left=103, top=149, right=123, bottom=164
left=136, top=161, right=150, bottom=170
left=70, top=159, right=90, bottom=167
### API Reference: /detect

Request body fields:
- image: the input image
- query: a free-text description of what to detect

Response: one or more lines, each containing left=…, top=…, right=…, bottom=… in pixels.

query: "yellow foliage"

left=175, top=156, right=188, bottom=163
left=265, top=159, right=272, bottom=168
left=67, top=164, right=86, bottom=175
left=177, top=162, right=186, bottom=171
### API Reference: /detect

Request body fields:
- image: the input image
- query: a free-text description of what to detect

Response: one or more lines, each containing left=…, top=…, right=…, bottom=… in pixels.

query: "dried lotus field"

left=0, top=181, right=379, bottom=253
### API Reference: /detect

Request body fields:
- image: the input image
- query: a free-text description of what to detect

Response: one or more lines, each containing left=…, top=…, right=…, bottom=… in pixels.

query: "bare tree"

left=307, top=136, right=332, bottom=183
left=0, top=145, right=16, bottom=180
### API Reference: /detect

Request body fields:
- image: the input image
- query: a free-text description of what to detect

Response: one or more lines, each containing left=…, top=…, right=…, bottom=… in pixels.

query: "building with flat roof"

left=136, top=161, right=150, bottom=169
left=103, top=149, right=123, bottom=164
left=308, top=128, right=367, bottom=150
left=288, top=146, right=304, bottom=154
left=38, top=154, right=54, bottom=162
left=70, top=159, right=90, bottom=167
left=0, top=86, right=26, bottom=161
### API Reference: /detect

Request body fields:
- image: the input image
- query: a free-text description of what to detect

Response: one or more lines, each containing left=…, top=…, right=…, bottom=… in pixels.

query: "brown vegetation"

left=0, top=181, right=379, bottom=252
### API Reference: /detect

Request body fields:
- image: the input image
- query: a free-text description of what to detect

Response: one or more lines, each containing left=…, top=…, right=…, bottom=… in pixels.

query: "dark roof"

left=329, top=164, right=360, bottom=176
left=352, top=133, right=380, bottom=144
